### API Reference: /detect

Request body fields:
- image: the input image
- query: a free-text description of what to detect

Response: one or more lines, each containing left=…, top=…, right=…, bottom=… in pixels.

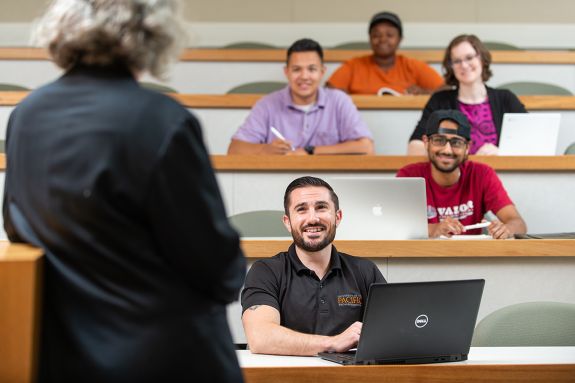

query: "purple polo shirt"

left=232, top=86, right=372, bottom=147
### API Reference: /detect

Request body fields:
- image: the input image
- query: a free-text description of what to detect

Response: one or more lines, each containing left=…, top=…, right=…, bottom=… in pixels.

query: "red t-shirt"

left=396, top=161, right=513, bottom=234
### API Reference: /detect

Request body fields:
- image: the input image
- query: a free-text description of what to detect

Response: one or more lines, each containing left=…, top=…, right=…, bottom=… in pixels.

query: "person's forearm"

left=247, top=322, right=331, bottom=356
left=428, top=223, right=440, bottom=238
left=313, top=138, right=374, bottom=155
left=227, top=140, right=268, bottom=155
left=504, top=217, right=527, bottom=235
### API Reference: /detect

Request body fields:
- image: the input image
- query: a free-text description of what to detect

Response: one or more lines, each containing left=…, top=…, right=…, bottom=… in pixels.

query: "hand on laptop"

left=325, top=321, right=362, bottom=352
left=430, top=217, right=465, bottom=238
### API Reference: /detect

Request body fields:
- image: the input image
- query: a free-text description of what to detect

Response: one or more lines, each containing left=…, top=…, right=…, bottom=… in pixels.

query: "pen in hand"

left=270, top=127, right=295, bottom=151
left=463, top=222, right=491, bottom=231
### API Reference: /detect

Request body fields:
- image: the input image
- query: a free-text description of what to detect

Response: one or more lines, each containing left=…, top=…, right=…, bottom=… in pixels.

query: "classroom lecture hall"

left=1, top=0, right=574, bottom=382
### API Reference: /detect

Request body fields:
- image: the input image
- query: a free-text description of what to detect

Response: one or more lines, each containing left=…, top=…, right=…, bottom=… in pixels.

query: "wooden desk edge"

left=240, top=239, right=575, bottom=258
left=3, top=47, right=575, bottom=64
left=242, top=363, right=575, bottom=383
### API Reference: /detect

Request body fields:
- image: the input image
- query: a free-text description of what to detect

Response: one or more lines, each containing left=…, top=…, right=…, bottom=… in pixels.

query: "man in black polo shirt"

left=241, top=176, right=386, bottom=356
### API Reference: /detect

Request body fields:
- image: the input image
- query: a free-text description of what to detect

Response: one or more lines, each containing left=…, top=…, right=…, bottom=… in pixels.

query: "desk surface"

left=3, top=92, right=575, bottom=110
left=212, top=155, right=575, bottom=171
left=2, top=47, right=575, bottom=64
left=239, top=347, right=575, bottom=383
left=241, top=239, right=575, bottom=258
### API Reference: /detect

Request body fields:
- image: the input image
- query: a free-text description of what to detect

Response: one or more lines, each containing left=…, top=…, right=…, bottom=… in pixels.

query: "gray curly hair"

left=32, top=0, right=187, bottom=79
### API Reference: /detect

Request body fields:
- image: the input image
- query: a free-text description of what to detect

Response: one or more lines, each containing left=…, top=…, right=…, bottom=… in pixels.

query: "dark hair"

left=283, top=176, right=339, bottom=215
left=286, top=38, right=324, bottom=64
left=442, top=34, right=493, bottom=86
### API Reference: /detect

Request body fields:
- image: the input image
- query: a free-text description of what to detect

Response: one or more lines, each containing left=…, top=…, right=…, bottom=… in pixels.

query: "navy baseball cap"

left=369, top=11, right=403, bottom=37
left=425, top=110, right=471, bottom=140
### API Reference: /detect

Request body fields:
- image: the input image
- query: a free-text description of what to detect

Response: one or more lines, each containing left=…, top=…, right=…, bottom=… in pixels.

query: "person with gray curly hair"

left=33, top=0, right=186, bottom=78
left=3, top=1, right=246, bottom=382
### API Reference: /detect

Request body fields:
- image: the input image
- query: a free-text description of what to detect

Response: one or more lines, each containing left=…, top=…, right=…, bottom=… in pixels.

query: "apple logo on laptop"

left=372, top=204, right=383, bottom=216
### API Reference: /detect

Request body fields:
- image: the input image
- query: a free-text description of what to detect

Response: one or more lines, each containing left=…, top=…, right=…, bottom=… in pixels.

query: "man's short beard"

left=292, top=224, right=337, bottom=252
left=430, top=152, right=468, bottom=173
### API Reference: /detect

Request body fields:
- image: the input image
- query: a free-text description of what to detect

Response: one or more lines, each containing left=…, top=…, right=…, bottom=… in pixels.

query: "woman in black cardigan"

left=407, top=34, right=526, bottom=155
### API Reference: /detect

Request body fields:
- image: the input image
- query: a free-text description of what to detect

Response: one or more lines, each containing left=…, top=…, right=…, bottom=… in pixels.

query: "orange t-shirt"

left=327, top=54, right=444, bottom=95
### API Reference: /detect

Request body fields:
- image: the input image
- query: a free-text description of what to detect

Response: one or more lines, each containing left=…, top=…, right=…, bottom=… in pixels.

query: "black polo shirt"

left=241, top=243, right=386, bottom=336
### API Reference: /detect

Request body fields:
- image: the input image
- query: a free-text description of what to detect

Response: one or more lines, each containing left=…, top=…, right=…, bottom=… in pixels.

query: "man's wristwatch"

left=304, top=145, right=315, bottom=155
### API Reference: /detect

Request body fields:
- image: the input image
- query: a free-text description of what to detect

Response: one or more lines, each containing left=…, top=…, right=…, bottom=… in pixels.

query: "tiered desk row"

left=1, top=242, right=575, bottom=383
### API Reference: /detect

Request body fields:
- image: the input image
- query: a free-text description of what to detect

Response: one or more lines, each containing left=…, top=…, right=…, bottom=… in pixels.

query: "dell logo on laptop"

left=415, top=314, right=429, bottom=328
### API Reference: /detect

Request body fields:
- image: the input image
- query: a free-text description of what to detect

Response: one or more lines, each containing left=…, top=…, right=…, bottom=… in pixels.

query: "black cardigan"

left=409, top=86, right=527, bottom=144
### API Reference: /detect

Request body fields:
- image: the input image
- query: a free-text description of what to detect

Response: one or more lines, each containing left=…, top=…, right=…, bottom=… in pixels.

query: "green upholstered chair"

left=483, top=41, right=521, bottom=50
left=332, top=41, right=370, bottom=50
left=0, top=83, right=30, bottom=91
left=223, top=42, right=276, bottom=49
left=227, top=81, right=286, bottom=94
left=564, top=142, right=575, bottom=155
left=497, top=82, right=572, bottom=96
left=472, top=301, right=575, bottom=346
left=228, top=210, right=288, bottom=238
left=139, top=82, right=178, bottom=93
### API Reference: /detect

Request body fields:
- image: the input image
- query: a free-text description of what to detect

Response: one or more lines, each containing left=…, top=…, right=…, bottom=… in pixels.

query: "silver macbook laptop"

left=328, top=177, right=428, bottom=240
left=499, top=113, right=561, bottom=155
left=319, top=279, right=485, bottom=365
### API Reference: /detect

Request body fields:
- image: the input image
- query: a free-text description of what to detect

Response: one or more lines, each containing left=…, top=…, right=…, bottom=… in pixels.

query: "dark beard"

left=430, top=152, right=467, bottom=173
left=292, top=224, right=337, bottom=252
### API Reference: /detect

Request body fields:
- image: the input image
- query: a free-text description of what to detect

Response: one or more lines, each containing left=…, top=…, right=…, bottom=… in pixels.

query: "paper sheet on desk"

left=439, top=234, right=493, bottom=240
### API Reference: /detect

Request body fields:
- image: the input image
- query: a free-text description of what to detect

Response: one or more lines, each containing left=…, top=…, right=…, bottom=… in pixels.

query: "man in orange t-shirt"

left=327, top=11, right=444, bottom=95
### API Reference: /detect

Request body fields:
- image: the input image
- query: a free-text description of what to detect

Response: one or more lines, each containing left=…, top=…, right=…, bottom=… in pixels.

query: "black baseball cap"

left=369, top=11, right=403, bottom=37
left=425, top=110, right=471, bottom=140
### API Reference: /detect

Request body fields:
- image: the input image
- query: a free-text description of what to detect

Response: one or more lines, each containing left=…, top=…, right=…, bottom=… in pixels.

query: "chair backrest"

left=227, top=81, right=286, bottom=94
left=332, top=41, right=370, bottom=50
left=139, top=82, right=178, bottom=93
left=472, top=301, right=575, bottom=346
left=0, top=83, right=30, bottom=91
left=564, top=142, right=575, bottom=155
left=483, top=41, right=521, bottom=50
left=497, top=81, right=572, bottom=96
left=223, top=42, right=277, bottom=49
left=228, top=210, right=288, bottom=237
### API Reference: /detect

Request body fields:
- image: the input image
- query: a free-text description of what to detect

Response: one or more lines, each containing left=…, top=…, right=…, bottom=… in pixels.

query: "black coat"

left=3, top=65, right=245, bottom=383
left=409, top=86, right=527, bottom=143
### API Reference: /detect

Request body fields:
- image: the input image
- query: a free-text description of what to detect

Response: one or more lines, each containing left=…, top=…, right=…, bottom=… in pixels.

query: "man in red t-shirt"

left=397, top=109, right=527, bottom=239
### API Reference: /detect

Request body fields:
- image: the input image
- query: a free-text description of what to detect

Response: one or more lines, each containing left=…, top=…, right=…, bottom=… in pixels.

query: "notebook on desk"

left=328, top=177, right=428, bottom=240
left=319, top=279, right=485, bottom=365
left=498, top=113, right=561, bottom=155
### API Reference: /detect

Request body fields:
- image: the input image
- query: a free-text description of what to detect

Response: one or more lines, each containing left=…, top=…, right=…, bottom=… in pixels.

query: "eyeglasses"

left=429, top=135, right=468, bottom=149
left=450, top=53, right=479, bottom=67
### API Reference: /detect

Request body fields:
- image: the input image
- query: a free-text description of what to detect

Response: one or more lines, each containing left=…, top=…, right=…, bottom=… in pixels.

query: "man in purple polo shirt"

left=227, top=39, right=374, bottom=155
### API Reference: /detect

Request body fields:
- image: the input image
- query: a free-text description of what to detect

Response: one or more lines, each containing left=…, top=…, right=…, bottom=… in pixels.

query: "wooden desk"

left=3, top=92, right=575, bottom=110
left=238, top=347, right=575, bottom=383
left=240, top=239, right=575, bottom=258
left=212, top=155, right=575, bottom=172
left=2, top=47, right=575, bottom=65
left=0, top=241, right=43, bottom=383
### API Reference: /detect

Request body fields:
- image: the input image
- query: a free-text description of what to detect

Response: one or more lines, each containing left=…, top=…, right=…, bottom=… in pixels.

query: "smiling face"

left=369, top=22, right=401, bottom=59
left=450, top=41, right=483, bottom=86
left=284, top=51, right=326, bottom=105
left=425, top=119, right=470, bottom=174
left=283, top=186, right=341, bottom=253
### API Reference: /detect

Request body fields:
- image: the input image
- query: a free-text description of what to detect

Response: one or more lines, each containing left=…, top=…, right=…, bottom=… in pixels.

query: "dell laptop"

left=319, top=279, right=485, bottom=365
left=327, top=177, right=428, bottom=240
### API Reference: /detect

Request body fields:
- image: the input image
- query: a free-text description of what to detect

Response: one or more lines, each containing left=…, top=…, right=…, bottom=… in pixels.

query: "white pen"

left=463, top=222, right=491, bottom=231
left=270, top=127, right=294, bottom=151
